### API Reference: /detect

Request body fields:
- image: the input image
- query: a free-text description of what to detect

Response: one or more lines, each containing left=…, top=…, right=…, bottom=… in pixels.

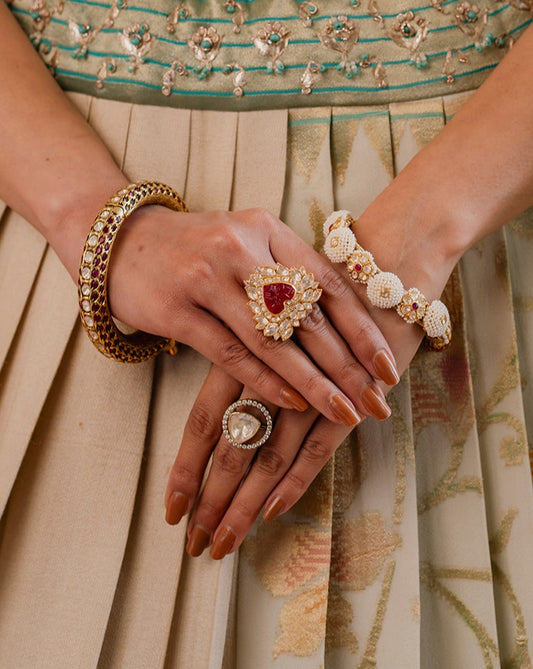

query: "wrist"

left=42, top=169, right=129, bottom=282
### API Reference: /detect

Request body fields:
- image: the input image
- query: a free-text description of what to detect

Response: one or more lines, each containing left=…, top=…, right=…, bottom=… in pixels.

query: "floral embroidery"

left=300, top=60, right=322, bottom=94
left=222, top=62, right=247, bottom=96
left=120, top=23, right=154, bottom=73
left=442, top=48, right=468, bottom=83
left=29, top=0, right=52, bottom=46
left=368, top=0, right=384, bottom=28
left=67, top=19, right=99, bottom=58
left=298, top=1, right=319, bottom=28
left=254, top=22, right=290, bottom=74
left=161, top=59, right=187, bottom=95
left=318, top=16, right=360, bottom=77
left=188, top=25, right=223, bottom=79
left=95, top=57, right=117, bottom=89
left=454, top=2, right=489, bottom=50
left=390, top=10, right=429, bottom=68
left=166, top=3, right=189, bottom=34
left=224, top=0, right=244, bottom=33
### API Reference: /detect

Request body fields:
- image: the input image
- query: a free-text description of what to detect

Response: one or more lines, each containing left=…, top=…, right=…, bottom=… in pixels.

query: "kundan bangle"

left=323, top=210, right=451, bottom=351
left=78, top=181, right=188, bottom=362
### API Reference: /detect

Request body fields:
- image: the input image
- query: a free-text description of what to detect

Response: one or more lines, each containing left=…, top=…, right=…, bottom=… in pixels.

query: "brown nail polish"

left=374, top=350, right=400, bottom=386
left=187, top=526, right=210, bottom=557
left=329, top=394, right=361, bottom=426
left=361, top=385, right=391, bottom=421
left=280, top=386, right=309, bottom=412
left=165, top=491, right=189, bottom=525
left=263, top=496, right=285, bottom=521
left=210, top=526, right=236, bottom=560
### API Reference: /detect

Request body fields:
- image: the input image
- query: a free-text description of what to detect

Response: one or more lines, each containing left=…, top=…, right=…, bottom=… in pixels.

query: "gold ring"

left=244, top=263, right=321, bottom=341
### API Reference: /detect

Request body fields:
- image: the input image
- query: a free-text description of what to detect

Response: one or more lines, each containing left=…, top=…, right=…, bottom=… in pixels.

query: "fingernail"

left=329, top=394, right=361, bottom=426
left=361, top=385, right=391, bottom=421
left=374, top=350, right=400, bottom=386
left=263, top=496, right=285, bottom=521
left=210, top=526, right=236, bottom=560
left=165, top=491, right=189, bottom=525
left=187, top=525, right=210, bottom=557
left=280, top=386, right=309, bottom=412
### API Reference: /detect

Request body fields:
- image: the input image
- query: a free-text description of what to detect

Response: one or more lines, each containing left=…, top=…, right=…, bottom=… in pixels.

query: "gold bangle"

left=323, top=210, right=452, bottom=351
left=78, top=181, right=188, bottom=363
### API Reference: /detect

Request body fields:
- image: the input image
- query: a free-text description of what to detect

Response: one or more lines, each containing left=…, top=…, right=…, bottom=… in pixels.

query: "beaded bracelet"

left=78, top=181, right=188, bottom=363
left=323, top=210, right=451, bottom=351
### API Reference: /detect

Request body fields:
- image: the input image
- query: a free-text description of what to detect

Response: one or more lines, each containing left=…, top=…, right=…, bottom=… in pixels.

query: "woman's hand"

left=106, top=204, right=399, bottom=424
left=164, top=299, right=422, bottom=560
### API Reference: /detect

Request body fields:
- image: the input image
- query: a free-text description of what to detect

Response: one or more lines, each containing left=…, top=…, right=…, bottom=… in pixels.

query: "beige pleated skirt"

left=0, top=90, right=532, bottom=668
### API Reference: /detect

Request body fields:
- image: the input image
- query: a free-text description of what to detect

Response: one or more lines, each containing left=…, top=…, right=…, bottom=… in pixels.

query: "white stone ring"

left=222, top=399, right=273, bottom=449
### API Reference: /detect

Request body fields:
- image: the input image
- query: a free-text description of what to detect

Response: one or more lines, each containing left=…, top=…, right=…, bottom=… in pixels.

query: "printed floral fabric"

left=7, top=0, right=533, bottom=110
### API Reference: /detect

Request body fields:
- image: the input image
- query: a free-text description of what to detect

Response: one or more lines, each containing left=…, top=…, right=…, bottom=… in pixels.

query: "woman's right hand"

left=107, top=204, right=399, bottom=424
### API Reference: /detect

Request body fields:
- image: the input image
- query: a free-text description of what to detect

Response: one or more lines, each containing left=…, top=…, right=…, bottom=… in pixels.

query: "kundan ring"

left=222, top=399, right=273, bottom=449
left=245, top=263, right=322, bottom=341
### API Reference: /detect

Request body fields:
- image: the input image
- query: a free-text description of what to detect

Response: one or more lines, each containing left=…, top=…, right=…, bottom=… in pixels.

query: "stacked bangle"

left=78, top=181, right=188, bottom=363
left=323, top=210, right=451, bottom=351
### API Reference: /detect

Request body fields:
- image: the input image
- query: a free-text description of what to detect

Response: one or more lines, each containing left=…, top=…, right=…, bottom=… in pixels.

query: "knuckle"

left=195, top=497, right=223, bottom=524
left=251, top=364, right=275, bottom=393
left=299, top=436, right=333, bottom=465
left=301, top=371, right=323, bottom=397
left=320, top=267, right=350, bottom=298
left=211, top=223, right=245, bottom=256
left=284, top=470, right=307, bottom=494
left=186, top=403, right=221, bottom=442
left=352, top=317, right=377, bottom=344
left=298, top=304, right=328, bottom=335
left=254, top=447, right=287, bottom=477
left=219, top=341, right=253, bottom=368
left=230, top=498, right=256, bottom=522
left=258, top=333, right=289, bottom=353
left=213, top=442, right=247, bottom=476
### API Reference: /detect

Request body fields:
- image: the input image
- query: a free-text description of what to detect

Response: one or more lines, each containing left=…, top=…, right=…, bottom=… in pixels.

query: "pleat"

left=96, top=103, right=196, bottom=669
left=234, top=108, right=335, bottom=668
left=0, top=246, right=77, bottom=516
left=163, top=108, right=240, bottom=669
left=185, top=110, right=238, bottom=213
left=230, top=109, right=288, bottom=216
left=459, top=234, right=533, bottom=663
left=0, top=210, right=47, bottom=369
left=0, top=94, right=154, bottom=667
left=329, top=106, right=421, bottom=668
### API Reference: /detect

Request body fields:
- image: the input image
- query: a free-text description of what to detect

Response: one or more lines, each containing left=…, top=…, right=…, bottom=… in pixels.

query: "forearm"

left=356, top=24, right=533, bottom=293
left=0, top=1, right=127, bottom=279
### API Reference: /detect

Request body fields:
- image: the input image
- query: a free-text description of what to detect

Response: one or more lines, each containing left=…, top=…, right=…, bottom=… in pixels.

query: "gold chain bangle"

left=78, top=181, right=188, bottom=363
left=323, top=210, right=452, bottom=351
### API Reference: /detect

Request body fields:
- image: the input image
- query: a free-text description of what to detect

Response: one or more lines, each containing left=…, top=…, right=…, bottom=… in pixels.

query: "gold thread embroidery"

left=420, top=562, right=499, bottom=668
left=489, top=508, right=519, bottom=555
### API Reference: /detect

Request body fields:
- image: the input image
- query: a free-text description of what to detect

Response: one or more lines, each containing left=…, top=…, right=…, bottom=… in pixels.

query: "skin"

left=0, top=0, right=399, bottom=425
left=164, top=24, right=533, bottom=559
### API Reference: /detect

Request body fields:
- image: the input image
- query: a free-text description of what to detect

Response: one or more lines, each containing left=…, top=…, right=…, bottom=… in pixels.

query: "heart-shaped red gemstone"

left=263, top=283, right=295, bottom=314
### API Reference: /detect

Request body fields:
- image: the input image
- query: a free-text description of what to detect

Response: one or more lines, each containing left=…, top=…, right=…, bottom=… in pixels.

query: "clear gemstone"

left=265, top=323, right=279, bottom=336
left=81, top=284, right=90, bottom=296
left=94, top=221, right=104, bottom=232
left=84, top=315, right=94, bottom=327
left=228, top=411, right=261, bottom=444
left=88, top=234, right=98, bottom=247
left=81, top=300, right=90, bottom=312
left=81, top=267, right=91, bottom=280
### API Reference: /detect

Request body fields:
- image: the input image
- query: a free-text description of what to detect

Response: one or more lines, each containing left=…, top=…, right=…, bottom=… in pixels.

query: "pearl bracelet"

left=323, top=210, right=451, bottom=351
left=78, top=181, right=188, bottom=362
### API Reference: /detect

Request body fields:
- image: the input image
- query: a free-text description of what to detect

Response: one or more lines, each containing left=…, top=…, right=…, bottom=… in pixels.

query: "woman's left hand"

left=164, top=292, right=426, bottom=559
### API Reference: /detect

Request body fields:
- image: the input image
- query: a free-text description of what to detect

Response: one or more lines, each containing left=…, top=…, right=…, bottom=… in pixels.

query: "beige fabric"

left=0, top=92, right=532, bottom=669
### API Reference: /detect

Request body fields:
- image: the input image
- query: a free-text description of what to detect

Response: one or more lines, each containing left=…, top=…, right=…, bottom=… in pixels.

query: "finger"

left=295, top=303, right=392, bottom=421
left=164, top=365, right=241, bottom=527
left=209, top=407, right=318, bottom=560
left=269, top=227, right=400, bottom=386
left=180, top=307, right=308, bottom=412
left=186, top=395, right=279, bottom=557
left=262, top=417, right=352, bottom=522
left=205, top=284, right=361, bottom=427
